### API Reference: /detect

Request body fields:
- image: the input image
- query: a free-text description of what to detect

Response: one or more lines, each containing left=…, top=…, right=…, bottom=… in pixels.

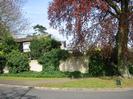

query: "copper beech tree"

left=48, top=0, right=133, bottom=77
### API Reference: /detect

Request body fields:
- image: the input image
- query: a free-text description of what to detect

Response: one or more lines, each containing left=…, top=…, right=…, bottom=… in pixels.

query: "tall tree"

left=33, top=24, right=48, bottom=35
left=48, top=0, right=133, bottom=77
left=0, top=0, right=27, bottom=36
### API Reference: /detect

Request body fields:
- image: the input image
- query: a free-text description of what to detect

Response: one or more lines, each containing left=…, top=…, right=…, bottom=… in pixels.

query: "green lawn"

left=0, top=71, right=67, bottom=78
left=0, top=76, right=64, bottom=80
left=0, top=76, right=132, bottom=88
left=39, top=78, right=133, bottom=88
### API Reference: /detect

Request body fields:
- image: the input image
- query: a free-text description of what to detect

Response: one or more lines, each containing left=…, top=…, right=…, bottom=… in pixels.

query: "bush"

left=88, top=50, right=106, bottom=77
left=7, top=50, right=29, bottom=73
left=23, top=52, right=31, bottom=59
left=0, top=52, right=6, bottom=74
left=128, top=64, right=133, bottom=75
left=88, top=48, right=120, bottom=77
left=30, top=37, right=61, bottom=59
left=1, top=34, right=19, bottom=54
left=65, top=71, right=82, bottom=78
left=39, top=49, right=69, bottom=72
left=0, top=34, right=19, bottom=74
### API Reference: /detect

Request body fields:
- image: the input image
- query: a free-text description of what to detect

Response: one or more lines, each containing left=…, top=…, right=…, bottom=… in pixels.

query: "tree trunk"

left=117, top=13, right=130, bottom=77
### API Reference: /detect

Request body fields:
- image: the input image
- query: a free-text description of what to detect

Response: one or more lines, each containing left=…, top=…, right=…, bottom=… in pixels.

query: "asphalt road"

left=0, top=85, right=133, bottom=99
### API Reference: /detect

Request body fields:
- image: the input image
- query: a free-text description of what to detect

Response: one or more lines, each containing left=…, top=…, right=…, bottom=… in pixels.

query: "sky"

left=22, top=0, right=66, bottom=41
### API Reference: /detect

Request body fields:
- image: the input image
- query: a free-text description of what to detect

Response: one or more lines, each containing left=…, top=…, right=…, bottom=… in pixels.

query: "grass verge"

left=0, top=76, right=132, bottom=88
left=38, top=78, right=133, bottom=88
left=0, top=71, right=67, bottom=78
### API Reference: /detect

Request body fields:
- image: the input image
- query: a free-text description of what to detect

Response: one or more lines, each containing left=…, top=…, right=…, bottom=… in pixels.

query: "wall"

left=59, top=56, right=89, bottom=73
left=4, top=57, right=89, bottom=73
left=3, top=67, right=9, bottom=73
left=4, top=60, right=43, bottom=73
left=29, top=60, right=42, bottom=72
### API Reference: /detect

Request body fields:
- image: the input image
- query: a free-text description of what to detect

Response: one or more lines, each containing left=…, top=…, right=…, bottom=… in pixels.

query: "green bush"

left=0, top=51, right=6, bottom=73
left=1, top=34, right=19, bottom=54
left=7, top=50, right=29, bottom=73
left=39, top=49, right=69, bottom=72
left=88, top=48, right=120, bottom=77
left=0, top=34, right=19, bottom=74
left=65, top=71, right=82, bottom=78
left=30, top=37, right=61, bottom=59
left=128, top=64, right=133, bottom=75
left=23, top=52, right=31, bottom=58
left=88, top=50, right=106, bottom=77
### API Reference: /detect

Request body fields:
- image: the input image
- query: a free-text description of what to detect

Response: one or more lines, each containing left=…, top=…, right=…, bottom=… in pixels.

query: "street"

left=0, top=85, right=133, bottom=99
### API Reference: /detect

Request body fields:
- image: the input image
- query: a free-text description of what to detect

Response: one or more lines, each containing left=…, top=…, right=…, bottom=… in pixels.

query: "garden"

left=0, top=32, right=133, bottom=79
left=0, top=0, right=133, bottom=89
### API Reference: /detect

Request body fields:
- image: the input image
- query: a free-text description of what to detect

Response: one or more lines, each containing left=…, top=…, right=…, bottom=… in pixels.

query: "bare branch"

left=105, top=0, right=121, bottom=14
left=0, top=0, right=28, bottom=35
left=129, top=5, right=133, bottom=11
left=108, top=10, right=119, bottom=18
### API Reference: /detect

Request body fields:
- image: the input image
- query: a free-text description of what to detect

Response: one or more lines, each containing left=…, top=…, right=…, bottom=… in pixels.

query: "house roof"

left=15, top=34, right=51, bottom=43
left=15, top=36, right=33, bottom=43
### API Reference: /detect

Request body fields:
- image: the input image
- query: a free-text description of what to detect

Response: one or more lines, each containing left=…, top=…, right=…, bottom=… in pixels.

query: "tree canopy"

left=48, top=0, right=133, bottom=48
left=48, top=0, right=133, bottom=77
left=33, top=24, right=48, bottom=35
left=0, top=0, right=27, bottom=36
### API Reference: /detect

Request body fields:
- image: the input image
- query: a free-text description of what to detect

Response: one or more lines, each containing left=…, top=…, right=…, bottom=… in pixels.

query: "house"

left=15, top=36, right=32, bottom=52
left=14, top=35, right=68, bottom=73
left=15, top=35, right=67, bottom=52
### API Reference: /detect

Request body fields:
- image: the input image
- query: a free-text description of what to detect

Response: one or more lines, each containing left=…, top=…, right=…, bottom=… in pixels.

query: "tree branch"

left=108, top=10, right=119, bottom=18
left=105, top=0, right=121, bottom=14
left=129, top=5, right=133, bottom=11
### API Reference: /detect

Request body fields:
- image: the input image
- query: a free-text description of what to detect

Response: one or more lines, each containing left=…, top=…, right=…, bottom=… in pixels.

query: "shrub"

left=23, top=52, right=31, bottom=59
left=0, top=51, right=6, bottom=73
left=39, top=49, right=69, bottom=72
left=65, top=71, right=82, bottom=78
left=128, top=64, right=133, bottom=75
left=30, top=37, right=61, bottom=59
left=88, top=50, right=106, bottom=77
left=1, top=34, right=19, bottom=54
left=0, top=34, right=19, bottom=74
left=7, top=50, right=29, bottom=73
left=88, top=48, right=120, bottom=77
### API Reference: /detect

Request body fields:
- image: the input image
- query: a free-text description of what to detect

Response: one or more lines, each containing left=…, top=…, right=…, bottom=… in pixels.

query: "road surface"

left=0, top=85, right=133, bottom=99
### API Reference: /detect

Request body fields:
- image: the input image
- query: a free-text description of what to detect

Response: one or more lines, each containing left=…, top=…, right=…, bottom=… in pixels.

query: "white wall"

left=29, top=60, right=43, bottom=72
left=3, top=67, right=9, bottom=73
left=59, top=57, right=89, bottom=73
left=4, top=57, right=89, bottom=73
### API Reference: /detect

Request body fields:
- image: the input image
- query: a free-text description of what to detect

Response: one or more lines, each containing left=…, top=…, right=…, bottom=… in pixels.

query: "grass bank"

left=38, top=78, right=133, bottom=88
left=0, top=76, right=133, bottom=88
left=0, top=71, right=67, bottom=78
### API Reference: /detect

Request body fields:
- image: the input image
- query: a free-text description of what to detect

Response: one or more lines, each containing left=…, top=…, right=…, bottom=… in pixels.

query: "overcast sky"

left=22, top=0, right=66, bottom=41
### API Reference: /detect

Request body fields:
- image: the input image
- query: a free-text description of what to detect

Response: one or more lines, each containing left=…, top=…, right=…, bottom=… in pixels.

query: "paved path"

left=0, top=85, right=133, bottom=99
